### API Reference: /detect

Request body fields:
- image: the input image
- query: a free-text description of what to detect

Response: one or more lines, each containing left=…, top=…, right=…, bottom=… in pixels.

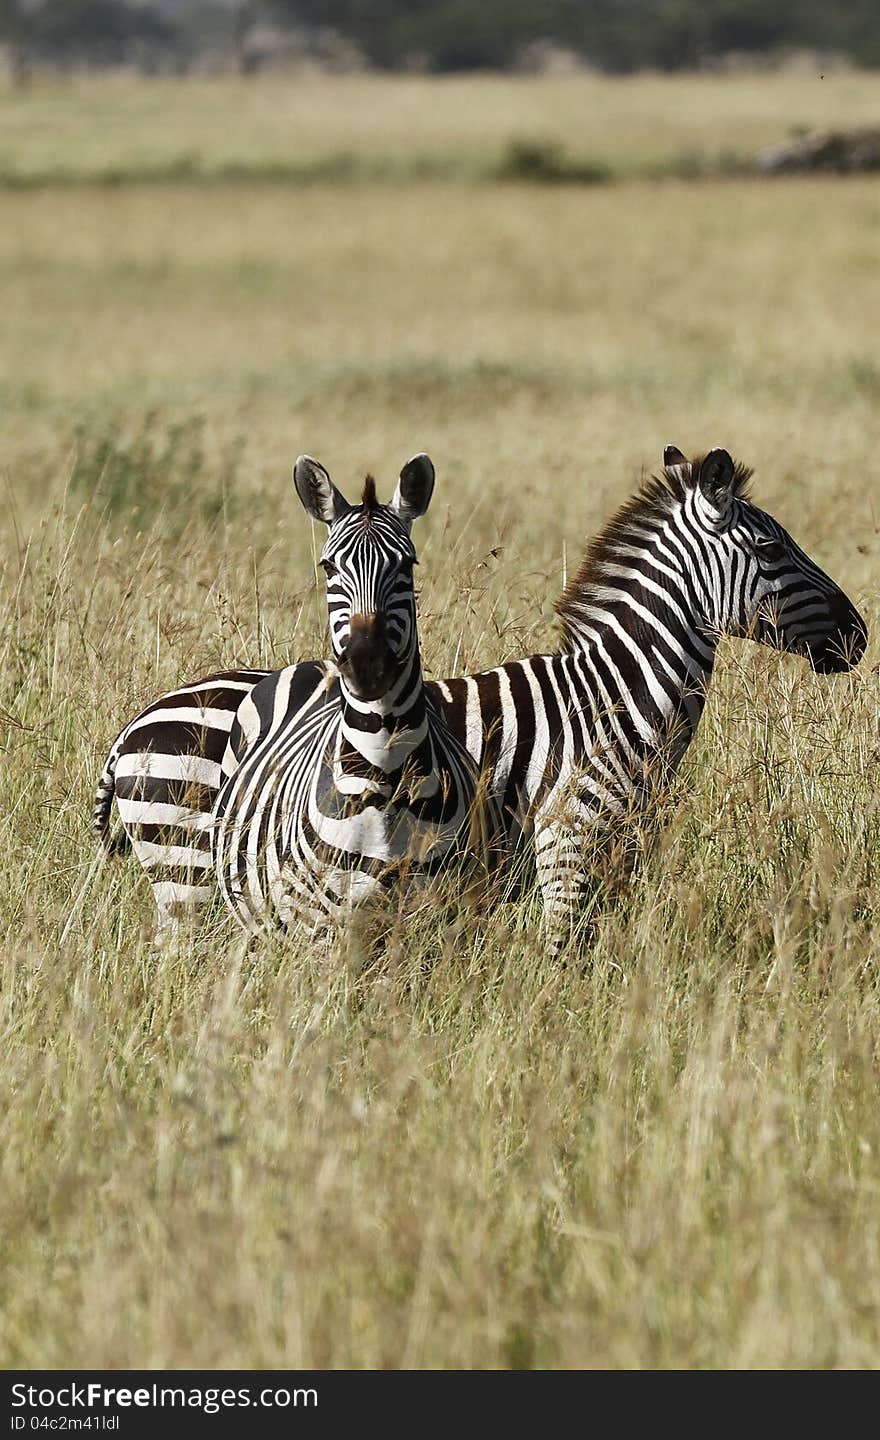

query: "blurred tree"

left=265, top=0, right=880, bottom=70
left=5, top=0, right=880, bottom=74
left=232, top=0, right=259, bottom=74
left=0, top=0, right=30, bottom=83
left=12, top=0, right=178, bottom=68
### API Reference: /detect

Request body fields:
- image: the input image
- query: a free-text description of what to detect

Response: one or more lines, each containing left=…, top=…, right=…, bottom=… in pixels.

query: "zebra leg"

left=534, top=787, right=650, bottom=958
left=533, top=816, right=602, bottom=957
left=127, top=808, right=218, bottom=947
left=532, top=771, right=623, bottom=956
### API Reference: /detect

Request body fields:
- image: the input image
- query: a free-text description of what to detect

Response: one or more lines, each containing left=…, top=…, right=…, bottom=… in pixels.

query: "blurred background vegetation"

left=2, top=0, right=880, bottom=77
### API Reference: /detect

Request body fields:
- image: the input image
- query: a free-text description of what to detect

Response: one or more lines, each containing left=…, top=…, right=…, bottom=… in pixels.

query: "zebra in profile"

left=428, top=444, right=866, bottom=941
left=212, top=452, right=504, bottom=935
left=96, top=444, right=867, bottom=947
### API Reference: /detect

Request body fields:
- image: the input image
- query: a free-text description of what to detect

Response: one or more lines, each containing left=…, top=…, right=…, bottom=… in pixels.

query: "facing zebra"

left=212, top=453, right=504, bottom=935
left=95, top=444, right=867, bottom=947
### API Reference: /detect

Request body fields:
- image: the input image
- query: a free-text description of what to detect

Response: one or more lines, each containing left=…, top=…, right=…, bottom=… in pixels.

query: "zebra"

left=427, top=444, right=867, bottom=941
left=211, top=452, right=504, bottom=935
left=93, top=668, right=272, bottom=939
left=95, top=444, right=867, bottom=947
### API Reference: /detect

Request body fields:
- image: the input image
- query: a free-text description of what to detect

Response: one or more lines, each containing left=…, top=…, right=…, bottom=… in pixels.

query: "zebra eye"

left=321, top=560, right=337, bottom=578
left=757, top=539, right=786, bottom=563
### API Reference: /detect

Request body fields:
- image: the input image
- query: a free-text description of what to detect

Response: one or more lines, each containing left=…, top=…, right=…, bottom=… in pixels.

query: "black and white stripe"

left=95, top=445, right=867, bottom=947
left=94, top=668, right=271, bottom=939
left=211, top=455, right=504, bottom=935
left=428, top=446, right=866, bottom=940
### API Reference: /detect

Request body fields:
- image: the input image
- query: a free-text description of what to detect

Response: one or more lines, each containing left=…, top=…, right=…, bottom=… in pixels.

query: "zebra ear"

left=664, top=445, right=688, bottom=469
left=293, top=456, right=351, bottom=526
left=698, top=448, right=736, bottom=506
left=390, top=453, right=435, bottom=528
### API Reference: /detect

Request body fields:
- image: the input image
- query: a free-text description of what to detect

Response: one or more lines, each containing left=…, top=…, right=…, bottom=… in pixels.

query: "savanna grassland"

left=1, top=70, right=879, bottom=1370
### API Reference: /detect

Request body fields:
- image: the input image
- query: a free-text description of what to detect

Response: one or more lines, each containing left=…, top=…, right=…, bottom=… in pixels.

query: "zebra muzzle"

left=338, top=613, right=403, bottom=700
left=808, top=597, right=868, bottom=673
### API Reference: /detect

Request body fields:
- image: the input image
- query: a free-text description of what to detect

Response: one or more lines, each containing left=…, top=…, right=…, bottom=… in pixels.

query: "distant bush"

left=758, top=126, right=880, bottom=174
left=495, top=138, right=612, bottom=184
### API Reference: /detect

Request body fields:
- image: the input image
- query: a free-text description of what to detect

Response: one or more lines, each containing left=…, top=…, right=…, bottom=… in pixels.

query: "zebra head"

left=664, top=445, right=867, bottom=672
left=294, top=452, right=435, bottom=701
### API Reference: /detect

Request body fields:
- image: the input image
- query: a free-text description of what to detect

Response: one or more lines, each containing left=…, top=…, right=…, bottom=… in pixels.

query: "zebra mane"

left=554, top=454, right=753, bottom=641
left=361, top=475, right=379, bottom=515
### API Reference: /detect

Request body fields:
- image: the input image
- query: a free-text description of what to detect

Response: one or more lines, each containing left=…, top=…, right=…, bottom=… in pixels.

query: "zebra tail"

left=93, top=738, right=130, bottom=857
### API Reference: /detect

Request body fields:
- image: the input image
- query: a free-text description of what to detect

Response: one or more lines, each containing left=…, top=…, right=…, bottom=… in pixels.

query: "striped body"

left=213, top=660, right=497, bottom=933
left=94, top=668, right=272, bottom=938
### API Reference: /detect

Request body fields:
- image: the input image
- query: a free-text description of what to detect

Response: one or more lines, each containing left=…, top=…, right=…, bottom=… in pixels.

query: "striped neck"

left=337, top=644, right=431, bottom=777
left=557, top=496, right=720, bottom=768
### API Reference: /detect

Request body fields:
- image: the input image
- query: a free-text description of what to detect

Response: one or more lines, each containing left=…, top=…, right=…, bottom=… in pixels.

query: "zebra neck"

left=337, top=654, right=431, bottom=777
left=562, top=569, right=718, bottom=768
